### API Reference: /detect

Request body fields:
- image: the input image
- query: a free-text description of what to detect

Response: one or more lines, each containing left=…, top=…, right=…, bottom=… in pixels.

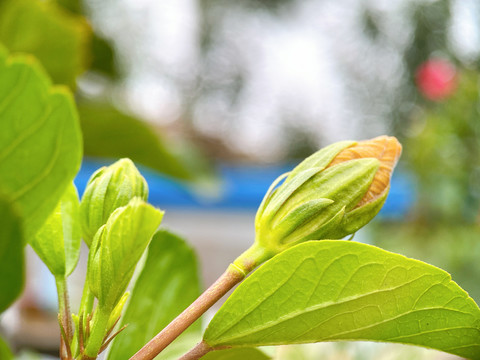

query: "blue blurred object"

left=75, top=158, right=414, bottom=219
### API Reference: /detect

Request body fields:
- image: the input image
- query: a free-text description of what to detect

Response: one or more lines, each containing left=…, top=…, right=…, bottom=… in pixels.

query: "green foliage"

left=87, top=198, right=164, bottom=311
left=53, top=0, right=120, bottom=79
left=205, top=241, right=480, bottom=359
left=78, top=100, right=203, bottom=181
left=404, top=0, right=450, bottom=77
left=405, top=71, right=480, bottom=223
left=0, top=336, right=14, bottom=360
left=80, top=158, right=148, bottom=246
left=0, top=0, right=90, bottom=87
left=0, top=196, right=24, bottom=313
left=55, top=0, right=83, bottom=15
left=108, top=230, right=201, bottom=360
left=369, top=223, right=480, bottom=304
left=30, top=183, right=81, bottom=277
left=0, top=45, right=83, bottom=239
left=89, top=34, right=119, bottom=79
left=202, top=348, right=270, bottom=360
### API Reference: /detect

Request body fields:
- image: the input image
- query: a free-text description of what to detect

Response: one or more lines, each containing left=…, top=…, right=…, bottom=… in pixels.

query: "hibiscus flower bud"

left=79, top=158, right=148, bottom=246
left=87, top=197, right=163, bottom=311
left=252, top=136, right=402, bottom=257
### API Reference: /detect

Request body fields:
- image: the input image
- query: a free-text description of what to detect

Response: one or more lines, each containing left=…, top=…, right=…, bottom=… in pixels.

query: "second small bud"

left=79, top=158, right=148, bottom=246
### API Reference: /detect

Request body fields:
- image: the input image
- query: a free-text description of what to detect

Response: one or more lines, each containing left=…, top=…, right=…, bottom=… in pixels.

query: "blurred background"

left=1, top=0, right=480, bottom=358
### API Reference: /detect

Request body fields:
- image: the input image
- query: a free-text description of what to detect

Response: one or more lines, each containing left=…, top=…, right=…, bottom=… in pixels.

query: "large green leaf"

left=78, top=100, right=212, bottom=181
left=202, top=348, right=270, bottom=360
left=30, top=183, right=81, bottom=277
left=0, top=0, right=90, bottom=87
left=0, top=46, right=83, bottom=238
left=107, top=229, right=201, bottom=360
left=0, top=196, right=24, bottom=313
left=0, top=335, right=14, bottom=360
left=53, top=0, right=120, bottom=79
left=204, top=241, right=480, bottom=359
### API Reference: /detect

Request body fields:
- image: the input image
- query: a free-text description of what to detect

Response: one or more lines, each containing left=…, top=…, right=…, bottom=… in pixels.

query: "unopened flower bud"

left=88, top=197, right=163, bottom=311
left=79, top=158, right=148, bottom=246
left=254, top=136, right=402, bottom=256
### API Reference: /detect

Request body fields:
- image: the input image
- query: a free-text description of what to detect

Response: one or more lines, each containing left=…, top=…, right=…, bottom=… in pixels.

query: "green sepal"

left=260, top=167, right=323, bottom=225
left=327, top=186, right=390, bottom=239
left=88, top=197, right=163, bottom=310
left=72, top=313, right=79, bottom=329
left=269, top=198, right=334, bottom=244
left=255, top=159, right=379, bottom=254
left=285, top=140, right=355, bottom=182
left=80, top=158, right=148, bottom=246
left=281, top=158, right=379, bottom=216
left=285, top=206, right=346, bottom=247
left=255, top=172, right=289, bottom=226
left=107, top=291, right=129, bottom=331
left=29, top=183, right=81, bottom=277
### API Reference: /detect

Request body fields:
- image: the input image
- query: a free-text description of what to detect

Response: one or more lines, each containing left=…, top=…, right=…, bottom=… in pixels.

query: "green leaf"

left=30, top=183, right=81, bottom=277
left=107, top=229, right=201, bottom=360
left=204, top=241, right=480, bottom=359
left=202, top=348, right=270, bottom=360
left=0, top=46, right=83, bottom=238
left=88, top=198, right=164, bottom=310
left=0, top=0, right=90, bottom=87
left=55, top=0, right=82, bottom=15
left=0, top=335, right=14, bottom=360
left=0, top=195, right=24, bottom=313
left=89, top=34, right=120, bottom=79
left=78, top=100, right=212, bottom=181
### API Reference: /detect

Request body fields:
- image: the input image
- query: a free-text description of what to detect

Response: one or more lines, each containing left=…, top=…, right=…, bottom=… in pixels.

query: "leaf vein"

left=0, top=63, right=30, bottom=116
left=11, top=101, right=65, bottom=202
left=212, top=273, right=466, bottom=344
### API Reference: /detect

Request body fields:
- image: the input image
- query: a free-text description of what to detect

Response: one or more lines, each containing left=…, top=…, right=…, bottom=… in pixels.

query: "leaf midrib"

left=208, top=273, right=475, bottom=345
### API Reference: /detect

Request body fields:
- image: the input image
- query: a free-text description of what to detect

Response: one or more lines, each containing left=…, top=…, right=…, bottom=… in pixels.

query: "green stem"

left=56, top=276, right=73, bottom=359
left=84, top=305, right=111, bottom=358
left=129, top=242, right=272, bottom=360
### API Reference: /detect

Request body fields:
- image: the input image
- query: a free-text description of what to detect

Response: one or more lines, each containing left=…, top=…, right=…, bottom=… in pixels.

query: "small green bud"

left=80, top=158, right=148, bottom=246
left=254, top=136, right=402, bottom=256
left=87, top=197, right=163, bottom=311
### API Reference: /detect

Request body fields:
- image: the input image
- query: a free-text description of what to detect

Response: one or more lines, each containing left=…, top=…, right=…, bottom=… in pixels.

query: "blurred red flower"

left=415, top=59, right=457, bottom=101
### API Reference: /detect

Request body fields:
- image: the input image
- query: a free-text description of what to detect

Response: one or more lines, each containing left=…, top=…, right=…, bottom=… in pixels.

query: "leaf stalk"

left=56, top=276, right=74, bottom=360
left=129, top=264, right=244, bottom=360
left=178, top=341, right=213, bottom=360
